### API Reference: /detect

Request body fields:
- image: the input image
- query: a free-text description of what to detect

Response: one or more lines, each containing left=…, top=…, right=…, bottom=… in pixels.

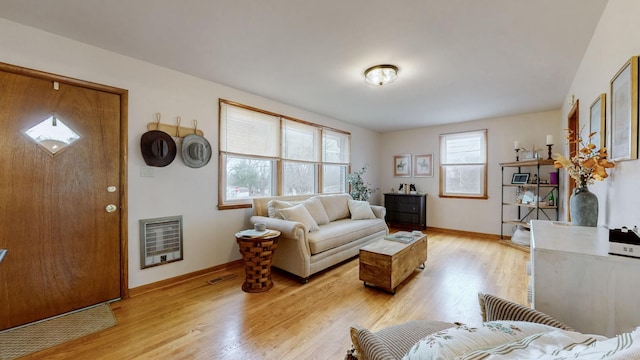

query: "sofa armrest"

left=250, top=215, right=307, bottom=239
left=370, top=205, right=386, bottom=219
left=251, top=215, right=312, bottom=279
left=478, top=293, right=574, bottom=331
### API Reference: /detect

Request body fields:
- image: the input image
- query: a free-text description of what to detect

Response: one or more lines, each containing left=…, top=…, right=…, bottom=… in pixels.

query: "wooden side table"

left=235, top=230, right=280, bottom=293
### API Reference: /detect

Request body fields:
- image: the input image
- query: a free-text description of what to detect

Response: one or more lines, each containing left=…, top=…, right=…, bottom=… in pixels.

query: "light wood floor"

left=25, top=229, right=530, bottom=360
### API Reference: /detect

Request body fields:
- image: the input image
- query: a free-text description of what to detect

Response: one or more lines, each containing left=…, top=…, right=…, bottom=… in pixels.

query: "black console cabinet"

left=383, top=193, right=427, bottom=229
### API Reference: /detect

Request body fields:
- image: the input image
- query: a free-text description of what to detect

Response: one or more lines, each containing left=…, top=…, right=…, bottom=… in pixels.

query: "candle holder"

left=515, top=148, right=520, bottom=161
left=546, top=144, right=553, bottom=160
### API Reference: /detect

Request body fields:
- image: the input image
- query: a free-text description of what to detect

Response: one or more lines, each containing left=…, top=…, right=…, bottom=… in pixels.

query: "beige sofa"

left=251, top=193, right=388, bottom=282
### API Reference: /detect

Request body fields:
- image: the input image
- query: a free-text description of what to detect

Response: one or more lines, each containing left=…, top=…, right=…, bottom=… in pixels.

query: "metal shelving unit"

left=500, top=159, right=559, bottom=240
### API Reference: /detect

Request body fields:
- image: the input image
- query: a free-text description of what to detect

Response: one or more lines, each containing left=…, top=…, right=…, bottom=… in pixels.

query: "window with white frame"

left=322, top=130, right=350, bottom=193
left=219, top=100, right=351, bottom=208
left=282, top=119, right=320, bottom=195
left=439, top=129, right=487, bottom=198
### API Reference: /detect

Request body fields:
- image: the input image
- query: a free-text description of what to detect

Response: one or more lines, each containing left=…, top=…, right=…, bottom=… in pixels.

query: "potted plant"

left=348, top=164, right=377, bottom=201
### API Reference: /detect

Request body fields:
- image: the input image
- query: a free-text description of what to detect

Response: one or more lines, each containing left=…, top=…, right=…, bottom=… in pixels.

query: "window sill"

left=218, top=203, right=252, bottom=210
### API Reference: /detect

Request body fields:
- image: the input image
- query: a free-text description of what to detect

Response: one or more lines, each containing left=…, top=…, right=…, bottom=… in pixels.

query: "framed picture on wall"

left=413, top=154, right=433, bottom=177
left=609, top=56, right=638, bottom=161
left=589, top=93, right=606, bottom=150
left=393, top=154, right=411, bottom=177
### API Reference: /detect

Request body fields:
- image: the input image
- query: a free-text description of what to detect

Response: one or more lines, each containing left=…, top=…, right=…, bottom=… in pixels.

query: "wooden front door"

left=0, top=64, right=127, bottom=330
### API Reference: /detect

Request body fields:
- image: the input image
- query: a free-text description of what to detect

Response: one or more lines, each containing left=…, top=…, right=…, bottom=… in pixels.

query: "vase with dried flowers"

left=552, top=128, right=615, bottom=226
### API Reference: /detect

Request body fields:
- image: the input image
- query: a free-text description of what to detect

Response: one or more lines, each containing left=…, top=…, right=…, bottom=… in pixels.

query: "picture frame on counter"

left=511, top=173, right=530, bottom=185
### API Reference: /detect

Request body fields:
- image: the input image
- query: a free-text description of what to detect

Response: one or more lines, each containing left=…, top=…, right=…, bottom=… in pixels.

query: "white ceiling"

left=0, top=0, right=608, bottom=132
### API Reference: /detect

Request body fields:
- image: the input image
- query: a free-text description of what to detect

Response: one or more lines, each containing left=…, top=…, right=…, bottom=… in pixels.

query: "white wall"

left=562, top=0, right=640, bottom=229
left=0, top=19, right=382, bottom=288
left=380, top=110, right=562, bottom=235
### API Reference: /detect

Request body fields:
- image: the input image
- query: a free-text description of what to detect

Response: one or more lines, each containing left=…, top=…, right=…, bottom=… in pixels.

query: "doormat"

left=0, top=303, right=116, bottom=360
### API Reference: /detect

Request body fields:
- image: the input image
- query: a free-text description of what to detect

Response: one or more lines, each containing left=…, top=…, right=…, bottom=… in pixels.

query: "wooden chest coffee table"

left=359, top=232, right=427, bottom=293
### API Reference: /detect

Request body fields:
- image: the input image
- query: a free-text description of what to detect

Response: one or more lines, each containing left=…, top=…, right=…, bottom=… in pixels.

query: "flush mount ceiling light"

left=364, top=64, right=399, bottom=86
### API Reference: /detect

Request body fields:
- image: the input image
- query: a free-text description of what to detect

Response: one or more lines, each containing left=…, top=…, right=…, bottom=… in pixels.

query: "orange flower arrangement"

left=552, top=128, right=615, bottom=186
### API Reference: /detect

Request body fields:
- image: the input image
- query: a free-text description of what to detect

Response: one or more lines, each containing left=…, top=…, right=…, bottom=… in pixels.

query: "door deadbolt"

left=105, top=204, right=117, bottom=213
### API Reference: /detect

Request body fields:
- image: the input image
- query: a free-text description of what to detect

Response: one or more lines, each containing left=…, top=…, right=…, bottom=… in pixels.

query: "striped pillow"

left=404, top=321, right=558, bottom=360
left=350, top=326, right=395, bottom=360
left=350, top=321, right=454, bottom=360
left=478, top=293, right=574, bottom=331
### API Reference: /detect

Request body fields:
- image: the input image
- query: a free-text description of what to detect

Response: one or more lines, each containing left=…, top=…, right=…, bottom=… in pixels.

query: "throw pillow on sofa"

left=403, top=321, right=615, bottom=359
left=404, top=321, right=559, bottom=359
left=349, top=320, right=454, bottom=360
left=318, top=194, right=351, bottom=221
left=267, top=200, right=294, bottom=219
left=478, top=293, right=573, bottom=331
left=277, top=204, right=320, bottom=232
left=302, top=197, right=330, bottom=225
left=348, top=199, right=376, bottom=220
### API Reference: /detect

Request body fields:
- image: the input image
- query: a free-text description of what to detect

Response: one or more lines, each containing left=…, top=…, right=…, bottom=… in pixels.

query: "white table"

left=530, top=220, right=640, bottom=336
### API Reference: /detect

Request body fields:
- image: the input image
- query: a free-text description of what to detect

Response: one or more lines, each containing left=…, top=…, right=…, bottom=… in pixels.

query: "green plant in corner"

left=348, top=163, right=377, bottom=202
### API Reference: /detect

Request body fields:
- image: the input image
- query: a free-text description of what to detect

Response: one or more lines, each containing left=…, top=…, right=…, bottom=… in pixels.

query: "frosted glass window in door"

left=23, top=115, right=80, bottom=156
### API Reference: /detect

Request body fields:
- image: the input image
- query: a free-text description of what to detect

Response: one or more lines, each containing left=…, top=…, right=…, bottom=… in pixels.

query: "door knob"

left=105, top=204, right=117, bottom=213
left=0, top=249, right=7, bottom=263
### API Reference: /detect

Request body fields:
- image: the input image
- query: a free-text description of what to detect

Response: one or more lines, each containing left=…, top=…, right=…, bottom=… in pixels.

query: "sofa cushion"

left=317, top=194, right=352, bottom=221
left=348, top=199, right=376, bottom=220
left=278, top=204, right=320, bottom=232
left=302, top=197, right=330, bottom=225
left=307, top=218, right=386, bottom=254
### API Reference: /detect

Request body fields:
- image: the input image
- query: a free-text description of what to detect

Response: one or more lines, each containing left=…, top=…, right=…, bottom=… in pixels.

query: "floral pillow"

left=403, top=321, right=557, bottom=359
left=402, top=321, right=640, bottom=360
left=459, top=328, right=638, bottom=359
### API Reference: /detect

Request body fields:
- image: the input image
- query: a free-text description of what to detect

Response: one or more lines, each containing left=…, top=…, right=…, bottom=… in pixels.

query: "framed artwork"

left=393, top=154, right=411, bottom=177
left=413, top=153, right=433, bottom=177
left=511, top=173, right=530, bottom=185
left=609, top=56, right=638, bottom=161
left=589, top=93, right=606, bottom=150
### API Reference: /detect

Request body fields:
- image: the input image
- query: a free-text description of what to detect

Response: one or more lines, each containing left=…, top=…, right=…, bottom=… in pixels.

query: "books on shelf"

left=384, top=231, right=417, bottom=243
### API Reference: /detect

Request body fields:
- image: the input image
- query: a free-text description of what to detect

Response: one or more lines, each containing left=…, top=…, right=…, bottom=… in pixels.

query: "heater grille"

left=139, top=216, right=183, bottom=269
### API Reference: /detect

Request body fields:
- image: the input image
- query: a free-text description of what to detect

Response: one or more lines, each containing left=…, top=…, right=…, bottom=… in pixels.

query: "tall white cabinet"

left=530, top=220, right=640, bottom=337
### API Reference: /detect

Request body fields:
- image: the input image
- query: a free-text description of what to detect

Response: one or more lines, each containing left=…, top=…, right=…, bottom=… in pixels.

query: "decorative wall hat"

left=182, top=134, right=212, bottom=168
left=140, top=130, right=177, bottom=167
